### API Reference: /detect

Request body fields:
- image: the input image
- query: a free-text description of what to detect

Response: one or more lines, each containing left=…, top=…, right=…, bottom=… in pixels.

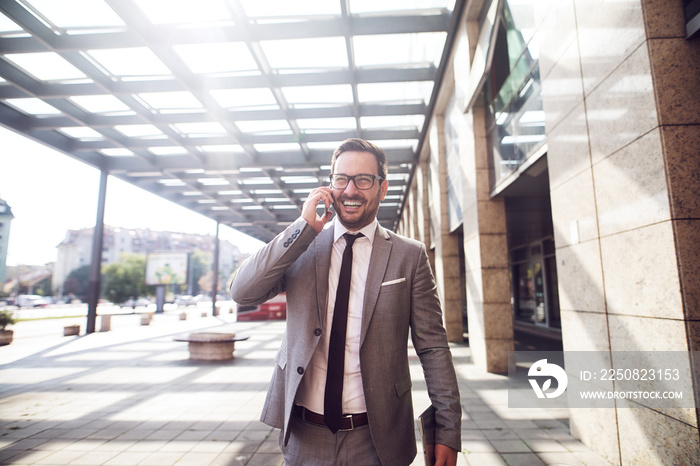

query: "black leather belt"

left=293, top=405, right=368, bottom=431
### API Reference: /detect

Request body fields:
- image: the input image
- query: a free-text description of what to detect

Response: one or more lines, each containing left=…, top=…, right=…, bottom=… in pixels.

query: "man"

left=230, top=138, right=461, bottom=465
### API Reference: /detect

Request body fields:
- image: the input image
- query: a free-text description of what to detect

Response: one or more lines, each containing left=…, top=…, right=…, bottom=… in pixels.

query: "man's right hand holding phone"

left=302, top=186, right=334, bottom=233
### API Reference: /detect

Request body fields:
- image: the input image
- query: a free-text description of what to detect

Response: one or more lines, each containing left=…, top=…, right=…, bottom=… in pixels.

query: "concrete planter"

left=100, top=315, right=111, bottom=332
left=0, top=330, right=13, bottom=346
left=63, top=325, right=80, bottom=336
left=174, top=332, right=250, bottom=361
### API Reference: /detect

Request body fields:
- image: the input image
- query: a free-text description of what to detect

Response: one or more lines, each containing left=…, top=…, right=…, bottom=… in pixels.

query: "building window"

left=486, top=0, right=545, bottom=187
left=684, top=0, right=700, bottom=39
left=511, top=238, right=560, bottom=329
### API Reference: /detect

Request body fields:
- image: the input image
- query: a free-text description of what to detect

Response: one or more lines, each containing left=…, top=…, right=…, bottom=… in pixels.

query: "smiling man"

left=230, top=138, right=461, bottom=466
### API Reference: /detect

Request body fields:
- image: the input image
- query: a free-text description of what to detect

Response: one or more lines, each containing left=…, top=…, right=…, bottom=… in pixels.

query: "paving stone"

left=501, top=452, right=547, bottom=466
left=489, top=439, right=532, bottom=453
left=463, top=452, right=507, bottom=466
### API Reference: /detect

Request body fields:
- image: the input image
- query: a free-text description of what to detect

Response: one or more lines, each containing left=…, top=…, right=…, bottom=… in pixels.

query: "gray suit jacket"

left=230, top=217, right=461, bottom=465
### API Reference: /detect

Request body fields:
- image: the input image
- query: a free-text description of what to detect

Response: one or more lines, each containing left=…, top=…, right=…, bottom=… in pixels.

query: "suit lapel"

left=315, top=225, right=334, bottom=326
left=360, top=225, right=392, bottom=346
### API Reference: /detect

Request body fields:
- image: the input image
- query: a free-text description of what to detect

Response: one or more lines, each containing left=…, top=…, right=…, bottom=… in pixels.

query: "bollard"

left=140, top=313, right=152, bottom=326
left=63, top=324, right=80, bottom=336
left=179, top=312, right=187, bottom=320
left=100, top=314, right=111, bottom=332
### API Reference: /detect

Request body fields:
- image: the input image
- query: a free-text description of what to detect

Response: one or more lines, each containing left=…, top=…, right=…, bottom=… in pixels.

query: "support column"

left=86, top=169, right=108, bottom=334
left=461, top=103, right=513, bottom=373
left=427, top=120, right=464, bottom=342
left=415, top=163, right=432, bottom=263
left=212, top=220, right=220, bottom=316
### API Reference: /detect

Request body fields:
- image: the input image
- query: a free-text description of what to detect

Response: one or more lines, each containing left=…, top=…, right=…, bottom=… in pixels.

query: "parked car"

left=236, top=293, right=286, bottom=321
left=121, top=297, right=152, bottom=308
left=193, top=294, right=211, bottom=302
left=16, top=295, right=51, bottom=308
left=175, top=295, right=195, bottom=306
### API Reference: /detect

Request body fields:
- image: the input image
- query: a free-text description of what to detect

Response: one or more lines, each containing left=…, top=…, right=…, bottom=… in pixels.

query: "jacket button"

left=297, top=367, right=304, bottom=375
left=314, top=328, right=322, bottom=336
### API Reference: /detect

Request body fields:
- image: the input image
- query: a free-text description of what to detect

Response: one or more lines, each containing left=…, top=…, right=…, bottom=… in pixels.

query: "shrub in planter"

left=0, top=310, right=16, bottom=346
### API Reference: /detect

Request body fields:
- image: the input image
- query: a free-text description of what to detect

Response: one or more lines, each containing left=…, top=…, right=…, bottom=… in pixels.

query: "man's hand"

left=434, top=443, right=458, bottom=466
left=302, top=187, right=334, bottom=233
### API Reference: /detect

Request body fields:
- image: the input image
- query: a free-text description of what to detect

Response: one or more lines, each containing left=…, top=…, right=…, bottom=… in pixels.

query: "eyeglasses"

left=329, top=174, right=384, bottom=190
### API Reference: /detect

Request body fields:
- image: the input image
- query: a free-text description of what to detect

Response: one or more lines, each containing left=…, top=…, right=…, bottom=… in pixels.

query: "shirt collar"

left=333, top=217, right=377, bottom=246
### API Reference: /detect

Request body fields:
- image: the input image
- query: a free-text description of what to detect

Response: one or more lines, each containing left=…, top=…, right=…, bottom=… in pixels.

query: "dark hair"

left=330, top=138, right=388, bottom=180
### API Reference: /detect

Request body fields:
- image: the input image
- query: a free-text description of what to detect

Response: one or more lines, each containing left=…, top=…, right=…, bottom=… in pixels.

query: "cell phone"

left=324, top=189, right=334, bottom=218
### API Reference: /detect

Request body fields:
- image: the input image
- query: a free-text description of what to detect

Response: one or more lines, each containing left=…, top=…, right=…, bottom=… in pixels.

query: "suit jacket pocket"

left=276, top=348, right=287, bottom=370
left=379, top=278, right=407, bottom=295
left=394, top=374, right=412, bottom=397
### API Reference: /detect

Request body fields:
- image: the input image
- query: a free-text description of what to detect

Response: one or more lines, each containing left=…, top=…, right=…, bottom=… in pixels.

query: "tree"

left=63, top=265, right=91, bottom=301
left=102, top=254, right=148, bottom=304
left=189, top=250, right=212, bottom=295
left=35, top=276, right=52, bottom=297
left=198, top=270, right=214, bottom=294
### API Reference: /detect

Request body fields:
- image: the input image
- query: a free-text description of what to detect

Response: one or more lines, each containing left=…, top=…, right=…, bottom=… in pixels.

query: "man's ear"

left=379, top=179, right=389, bottom=201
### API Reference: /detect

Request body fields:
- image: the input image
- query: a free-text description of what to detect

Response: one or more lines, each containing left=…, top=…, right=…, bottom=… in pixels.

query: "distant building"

left=52, top=225, right=246, bottom=296
left=0, top=198, right=13, bottom=284
left=7, top=265, right=52, bottom=296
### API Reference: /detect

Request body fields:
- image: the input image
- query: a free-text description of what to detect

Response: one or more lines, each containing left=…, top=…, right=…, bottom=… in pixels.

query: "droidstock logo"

left=528, top=359, right=568, bottom=399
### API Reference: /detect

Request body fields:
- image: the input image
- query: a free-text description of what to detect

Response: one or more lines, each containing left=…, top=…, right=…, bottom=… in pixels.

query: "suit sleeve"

left=230, top=217, right=317, bottom=305
left=409, top=243, right=462, bottom=452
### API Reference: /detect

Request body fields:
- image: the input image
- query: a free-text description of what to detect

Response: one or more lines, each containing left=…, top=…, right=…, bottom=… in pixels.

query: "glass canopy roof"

left=0, top=0, right=463, bottom=242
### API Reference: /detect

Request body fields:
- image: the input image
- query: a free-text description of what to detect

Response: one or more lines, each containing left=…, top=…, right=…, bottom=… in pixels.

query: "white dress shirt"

left=295, top=217, right=377, bottom=415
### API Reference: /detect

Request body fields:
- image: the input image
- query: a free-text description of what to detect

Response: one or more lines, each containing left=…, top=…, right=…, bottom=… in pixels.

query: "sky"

left=0, top=126, right=265, bottom=266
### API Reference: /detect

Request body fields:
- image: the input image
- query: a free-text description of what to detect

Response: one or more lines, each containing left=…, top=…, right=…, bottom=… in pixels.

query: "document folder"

left=418, top=405, right=436, bottom=466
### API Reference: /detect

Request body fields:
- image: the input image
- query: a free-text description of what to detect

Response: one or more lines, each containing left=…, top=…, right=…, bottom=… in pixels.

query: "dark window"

left=511, top=238, right=560, bottom=329
left=684, top=0, right=700, bottom=39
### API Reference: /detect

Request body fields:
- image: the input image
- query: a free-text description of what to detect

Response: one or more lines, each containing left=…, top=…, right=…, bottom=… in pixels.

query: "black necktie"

left=324, top=232, right=363, bottom=433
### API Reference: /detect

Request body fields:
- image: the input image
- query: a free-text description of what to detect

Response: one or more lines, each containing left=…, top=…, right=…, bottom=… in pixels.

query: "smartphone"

left=324, top=189, right=334, bottom=218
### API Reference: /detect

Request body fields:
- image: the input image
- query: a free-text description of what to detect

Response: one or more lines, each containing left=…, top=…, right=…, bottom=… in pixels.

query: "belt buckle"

left=338, top=413, right=355, bottom=432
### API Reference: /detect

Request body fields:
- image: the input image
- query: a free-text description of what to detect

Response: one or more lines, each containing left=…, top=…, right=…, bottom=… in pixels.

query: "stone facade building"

left=396, top=1, right=700, bottom=464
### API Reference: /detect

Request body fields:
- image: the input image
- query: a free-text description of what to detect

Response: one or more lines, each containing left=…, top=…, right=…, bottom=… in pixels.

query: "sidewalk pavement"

left=0, top=309, right=612, bottom=466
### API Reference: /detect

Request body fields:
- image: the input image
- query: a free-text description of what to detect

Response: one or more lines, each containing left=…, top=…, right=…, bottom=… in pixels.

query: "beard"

left=333, top=189, right=382, bottom=231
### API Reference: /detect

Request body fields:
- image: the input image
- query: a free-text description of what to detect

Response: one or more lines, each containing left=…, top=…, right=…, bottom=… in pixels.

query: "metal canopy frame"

left=0, top=0, right=464, bottom=243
